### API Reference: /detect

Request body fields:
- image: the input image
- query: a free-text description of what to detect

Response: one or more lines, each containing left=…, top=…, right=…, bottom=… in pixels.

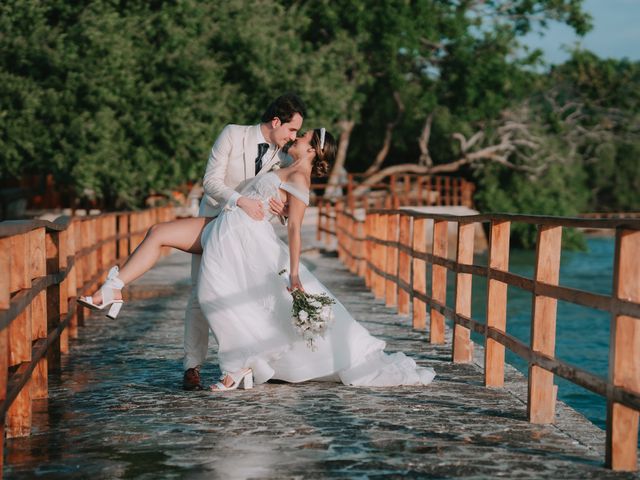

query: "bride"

left=79, top=128, right=435, bottom=390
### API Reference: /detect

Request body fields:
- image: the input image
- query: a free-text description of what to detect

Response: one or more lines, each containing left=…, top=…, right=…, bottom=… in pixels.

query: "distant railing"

left=331, top=203, right=640, bottom=471
left=315, top=173, right=475, bottom=245
left=0, top=206, right=175, bottom=477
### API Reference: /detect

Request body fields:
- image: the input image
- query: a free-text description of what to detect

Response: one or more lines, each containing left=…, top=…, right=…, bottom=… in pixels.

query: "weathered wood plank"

left=528, top=225, right=562, bottom=424
left=453, top=222, right=475, bottom=363
left=10, top=234, right=29, bottom=293
left=485, top=221, right=510, bottom=387
left=412, top=218, right=427, bottom=330
left=397, top=215, right=412, bottom=315
left=373, top=214, right=387, bottom=300
left=7, top=306, right=31, bottom=437
left=430, top=220, right=448, bottom=344
left=606, top=228, right=640, bottom=471
left=385, top=213, right=399, bottom=308
left=0, top=237, right=10, bottom=310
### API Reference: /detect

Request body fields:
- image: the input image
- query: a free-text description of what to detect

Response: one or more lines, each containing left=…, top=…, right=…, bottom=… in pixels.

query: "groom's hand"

left=268, top=197, right=287, bottom=216
left=237, top=197, right=265, bottom=221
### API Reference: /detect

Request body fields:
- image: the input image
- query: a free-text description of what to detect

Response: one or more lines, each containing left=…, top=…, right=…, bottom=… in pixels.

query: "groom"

left=183, top=93, right=307, bottom=390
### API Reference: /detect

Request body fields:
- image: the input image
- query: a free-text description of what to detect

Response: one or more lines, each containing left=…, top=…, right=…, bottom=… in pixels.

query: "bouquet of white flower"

left=279, top=269, right=336, bottom=350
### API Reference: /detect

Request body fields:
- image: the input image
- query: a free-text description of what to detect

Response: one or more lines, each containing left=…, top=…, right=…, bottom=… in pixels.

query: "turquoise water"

left=444, top=237, right=617, bottom=430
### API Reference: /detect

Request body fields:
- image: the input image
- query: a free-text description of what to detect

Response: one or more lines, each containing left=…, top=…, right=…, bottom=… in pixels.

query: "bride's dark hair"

left=310, top=129, right=337, bottom=177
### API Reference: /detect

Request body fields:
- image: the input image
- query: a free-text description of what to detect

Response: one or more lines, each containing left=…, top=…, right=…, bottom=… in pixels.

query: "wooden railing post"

left=335, top=200, right=344, bottom=261
left=29, top=228, right=47, bottom=398
left=75, top=220, right=86, bottom=327
left=129, top=213, right=139, bottom=253
left=66, top=222, right=78, bottom=340
left=397, top=214, right=412, bottom=315
left=356, top=218, right=366, bottom=277
left=416, top=177, right=425, bottom=206
left=324, top=201, right=333, bottom=247
left=403, top=174, right=411, bottom=205
left=485, top=220, right=511, bottom=387
left=430, top=220, right=448, bottom=344
left=118, top=214, right=129, bottom=260
left=80, top=220, right=92, bottom=298
left=87, top=218, right=97, bottom=286
left=425, top=177, right=433, bottom=206
left=444, top=177, right=451, bottom=205
left=385, top=213, right=400, bottom=308
left=96, top=216, right=104, bottom=277
left=364, top=213, right=373, bottom=288
left=7, top=233, right=32, bottom=438
left=528, top=225, right=562, bottom=423
left=45, top=228, right=62, bottom=371
left=606, top=228, right=640, bottom=471
left=331, top=201, right=339, bottom=247
left=453, top=222, right=475, bottom=363
left=412, top=218, right=427, bottom=330
left=372, top=214, right=387, bottom=300
left=58, top=225, right=71, bottom=355
left=0, top=236, right=10, bottom=473
left=105, top=214, right=115, bottom=267
left=347, top=214, right=355, bottom=272
left=344, top=211, right=351, bottom=269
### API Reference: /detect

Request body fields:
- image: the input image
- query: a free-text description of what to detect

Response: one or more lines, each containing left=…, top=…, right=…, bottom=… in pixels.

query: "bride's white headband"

left=319, top=128, right=326, bottom=151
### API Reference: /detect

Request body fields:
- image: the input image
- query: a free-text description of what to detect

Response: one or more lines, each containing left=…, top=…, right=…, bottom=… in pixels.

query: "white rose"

left=298, top=310, right=309, bottom=321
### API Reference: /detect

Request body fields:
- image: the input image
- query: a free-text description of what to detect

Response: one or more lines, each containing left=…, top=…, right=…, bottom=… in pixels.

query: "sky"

left=521, top=0, right=640, bottom=64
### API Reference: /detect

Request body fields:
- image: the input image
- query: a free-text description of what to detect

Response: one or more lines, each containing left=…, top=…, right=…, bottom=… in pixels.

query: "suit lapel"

left=243, top=125, right=259, bottom=180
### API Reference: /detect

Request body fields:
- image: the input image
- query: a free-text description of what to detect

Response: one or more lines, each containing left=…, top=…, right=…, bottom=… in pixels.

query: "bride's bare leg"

left=89, top=217, right=213, bottom=304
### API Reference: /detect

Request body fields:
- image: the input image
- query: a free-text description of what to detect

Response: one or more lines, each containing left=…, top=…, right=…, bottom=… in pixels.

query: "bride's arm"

left=286, top=193, right=307, bottom=291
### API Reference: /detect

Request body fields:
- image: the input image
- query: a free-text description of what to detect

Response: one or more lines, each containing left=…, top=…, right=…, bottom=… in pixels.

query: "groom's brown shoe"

left=183, top=367, right=203, bottom=391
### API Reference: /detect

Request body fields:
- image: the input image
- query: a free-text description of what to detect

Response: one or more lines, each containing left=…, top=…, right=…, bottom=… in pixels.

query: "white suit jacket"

left=198, top=124, right=290, bottom=217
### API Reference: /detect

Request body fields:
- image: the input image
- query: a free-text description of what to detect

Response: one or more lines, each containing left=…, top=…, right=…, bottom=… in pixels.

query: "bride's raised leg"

left=80, top=216, right=213, bottom=309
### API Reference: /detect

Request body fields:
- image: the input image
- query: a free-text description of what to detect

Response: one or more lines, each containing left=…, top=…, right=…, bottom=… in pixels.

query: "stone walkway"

left=4, top=250, right=639, bottom=479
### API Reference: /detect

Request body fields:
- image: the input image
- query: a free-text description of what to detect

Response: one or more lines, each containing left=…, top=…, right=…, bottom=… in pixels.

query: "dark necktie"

left=255, top=143, right=269, bottom=174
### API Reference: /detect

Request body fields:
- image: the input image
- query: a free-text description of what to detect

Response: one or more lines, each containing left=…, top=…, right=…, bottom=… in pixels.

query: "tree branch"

left=418, top=112, right=434, bottom=167
left=363, top=91, right=405, bottom=176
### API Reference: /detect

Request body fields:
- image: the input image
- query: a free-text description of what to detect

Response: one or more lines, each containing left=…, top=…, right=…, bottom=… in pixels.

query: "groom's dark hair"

left=261, top=93, right=307, bottom=124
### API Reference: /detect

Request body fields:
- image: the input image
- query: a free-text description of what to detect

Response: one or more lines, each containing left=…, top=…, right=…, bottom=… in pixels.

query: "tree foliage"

left=1, top=0, right=638, bottom=230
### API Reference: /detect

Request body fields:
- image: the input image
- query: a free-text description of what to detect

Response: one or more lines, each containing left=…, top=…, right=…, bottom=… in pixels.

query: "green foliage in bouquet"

left=290, top=289, right=336, bottom=351
left=279, top=269, right=336, bottom=350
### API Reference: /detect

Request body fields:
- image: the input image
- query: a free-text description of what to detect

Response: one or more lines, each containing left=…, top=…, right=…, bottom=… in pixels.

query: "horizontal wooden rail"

left=0, top=206, right=176, bottom=477
left=332, top=204, right=640, bottom=472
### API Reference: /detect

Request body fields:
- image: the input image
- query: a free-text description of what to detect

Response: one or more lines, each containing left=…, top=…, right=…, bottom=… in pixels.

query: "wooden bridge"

left=1, top=175, right=639, bottom=478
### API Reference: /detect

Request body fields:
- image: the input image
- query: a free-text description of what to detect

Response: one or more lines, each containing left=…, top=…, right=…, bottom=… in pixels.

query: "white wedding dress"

left=197, top=172, right=436, bottom=386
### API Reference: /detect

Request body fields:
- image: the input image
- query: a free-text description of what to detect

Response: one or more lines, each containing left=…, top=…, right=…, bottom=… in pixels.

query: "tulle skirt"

left=197, top=208, right=435, bottom=386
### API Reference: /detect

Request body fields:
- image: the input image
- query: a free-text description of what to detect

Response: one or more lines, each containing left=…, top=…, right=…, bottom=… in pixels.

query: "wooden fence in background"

left=315, top=173, right=474, bottom=245
left=329, top=202, right=640, bottom=471
left=0, top=206, right=175, bottom=477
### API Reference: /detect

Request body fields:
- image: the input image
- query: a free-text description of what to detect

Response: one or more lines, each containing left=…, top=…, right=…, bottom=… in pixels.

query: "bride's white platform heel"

left=210, top=368, right=253, bottom=391
left=77, top=266, right=125, bottom=319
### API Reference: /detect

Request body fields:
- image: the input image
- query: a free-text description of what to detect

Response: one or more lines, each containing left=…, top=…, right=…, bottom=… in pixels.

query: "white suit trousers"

left=183, top=253, right=212, bottom=370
